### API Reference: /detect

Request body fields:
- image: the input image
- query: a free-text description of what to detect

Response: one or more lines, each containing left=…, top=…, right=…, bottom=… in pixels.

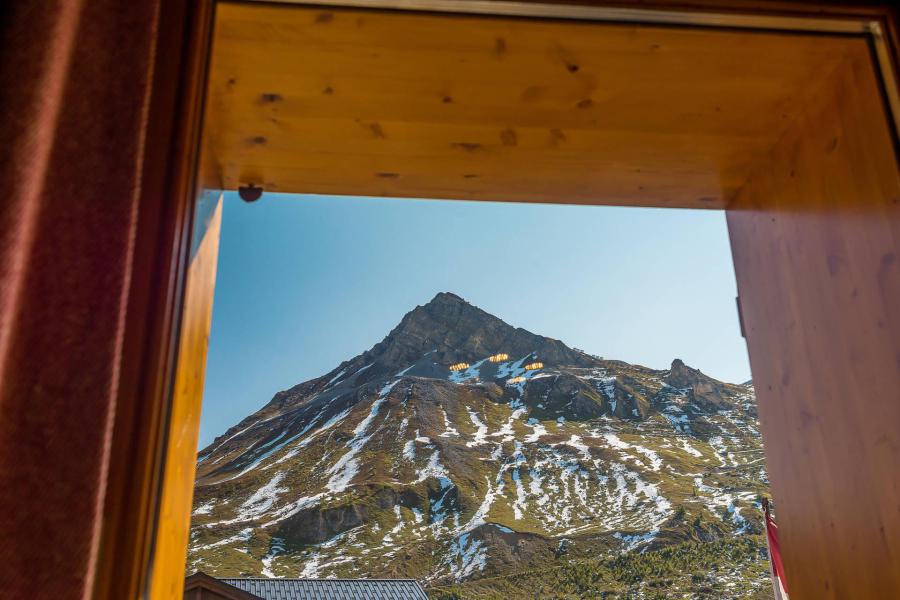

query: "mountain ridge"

left=190, top=293, right=769, bottom=598
left=201, top=293, right=734, bottom=453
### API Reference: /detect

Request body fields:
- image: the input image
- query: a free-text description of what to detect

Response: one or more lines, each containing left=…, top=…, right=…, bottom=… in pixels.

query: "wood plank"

left=206, top=3, right=867, bottom=207
left=727, top=47, right=900, bottom=599
left=148, top=194, right=223, bottom=600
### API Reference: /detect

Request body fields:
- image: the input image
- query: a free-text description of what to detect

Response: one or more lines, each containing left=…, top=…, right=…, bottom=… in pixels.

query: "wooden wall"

left=206, top=3, right=865, bottom=209
left=727, top=46, right=900, bottom=598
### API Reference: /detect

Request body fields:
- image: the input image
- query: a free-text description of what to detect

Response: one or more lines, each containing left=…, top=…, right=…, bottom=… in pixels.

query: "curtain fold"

left=0, top=1, right=161, bottom=597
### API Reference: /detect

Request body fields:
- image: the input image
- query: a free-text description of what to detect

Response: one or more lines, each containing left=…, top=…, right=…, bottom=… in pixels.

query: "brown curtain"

left=0, top=1, right=162, bottom=597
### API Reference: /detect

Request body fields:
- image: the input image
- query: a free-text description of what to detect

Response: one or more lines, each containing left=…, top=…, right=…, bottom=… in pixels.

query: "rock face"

left=189, top=293, right=769, bottom=596
left=665, top=358, right=732, bottom=411
left=278, top=503, right=369, bottom=546
left=374, top=292, right=592, bottom=368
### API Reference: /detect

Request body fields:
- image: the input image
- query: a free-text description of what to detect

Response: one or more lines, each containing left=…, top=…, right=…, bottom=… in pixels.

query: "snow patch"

left=524, top=418, right=548, bottom=443
left=326, top=380, right=399, bottom=492
left=192, top=500, right=216, bottom=516
left=439, top=407, right=460, bottom=437
left=466, top=407, right=488, bottom=447
left=603, top=433, right=663, bottom=471
left=236, top=472, right=287, bottom=520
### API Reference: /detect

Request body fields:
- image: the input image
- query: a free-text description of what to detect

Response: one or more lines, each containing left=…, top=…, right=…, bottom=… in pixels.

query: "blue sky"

left=198, top=192, right=750, bottom=448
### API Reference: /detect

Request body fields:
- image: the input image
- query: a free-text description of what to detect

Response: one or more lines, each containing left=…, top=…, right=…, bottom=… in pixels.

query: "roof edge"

left=185, top=572, right=264, bottom=600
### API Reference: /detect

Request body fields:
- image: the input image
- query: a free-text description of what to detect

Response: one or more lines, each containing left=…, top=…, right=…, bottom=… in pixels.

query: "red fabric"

left=0, top=1, right=161, bottom=597
left=766, top=504, right=790, bottom=596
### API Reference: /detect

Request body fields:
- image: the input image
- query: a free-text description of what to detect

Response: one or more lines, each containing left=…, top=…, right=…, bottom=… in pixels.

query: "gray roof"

left=219, top=578, right=429, bottom=600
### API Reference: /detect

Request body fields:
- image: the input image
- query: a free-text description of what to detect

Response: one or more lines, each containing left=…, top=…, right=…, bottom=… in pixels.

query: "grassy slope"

left=428, top=536, right=772, bottom=600
left=189, top=361, right=770, bottom=597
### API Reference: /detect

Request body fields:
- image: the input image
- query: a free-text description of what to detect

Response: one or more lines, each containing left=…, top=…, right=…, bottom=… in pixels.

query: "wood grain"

left=206, top=3, right=869, bottom=208
left=148, top=195, right=224, bottom=600
left=727, top=47, right=900, bottom=599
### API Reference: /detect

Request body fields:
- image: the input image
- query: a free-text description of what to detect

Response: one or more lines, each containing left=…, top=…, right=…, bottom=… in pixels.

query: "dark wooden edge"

left=98, top=2, right=900, bottom=600
left=468, top=0, right=896, bottom=20
left=91, top=1, right=217, bottom=599
left=873, top=9, right=900, bottom=147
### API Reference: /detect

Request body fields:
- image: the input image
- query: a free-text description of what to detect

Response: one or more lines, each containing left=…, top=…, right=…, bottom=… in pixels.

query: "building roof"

left=185, top=572, right=264, bottom=600
left=218, top=577, right=429, bottom=600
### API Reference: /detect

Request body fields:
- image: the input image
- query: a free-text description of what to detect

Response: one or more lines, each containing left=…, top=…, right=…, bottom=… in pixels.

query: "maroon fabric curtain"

left=0, top=1, right=162, bottom=597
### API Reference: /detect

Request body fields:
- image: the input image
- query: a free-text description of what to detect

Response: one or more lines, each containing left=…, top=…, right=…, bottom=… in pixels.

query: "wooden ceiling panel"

left=206, top=3, right=869, bottom=207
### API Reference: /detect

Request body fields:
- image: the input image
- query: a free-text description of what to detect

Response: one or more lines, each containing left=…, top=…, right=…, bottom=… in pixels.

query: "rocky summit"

left=189, top=293, right=772, bottom=599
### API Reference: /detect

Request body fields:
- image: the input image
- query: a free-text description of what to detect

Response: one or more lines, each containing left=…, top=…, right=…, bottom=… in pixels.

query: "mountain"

left=189, top=293, right=771, bottom=598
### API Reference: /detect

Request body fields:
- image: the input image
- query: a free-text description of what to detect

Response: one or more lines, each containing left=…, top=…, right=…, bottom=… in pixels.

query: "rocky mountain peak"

left=392, top=292, right=500, bottom=343
left=427, top=290, right=468, bottom=307
left=243, top=294, right=593, bottom=423
left=664, top=358, right=736, bottom=411
left=368, top=292, right=590, bottom=370
left=665, top=357, right=709, bottom=388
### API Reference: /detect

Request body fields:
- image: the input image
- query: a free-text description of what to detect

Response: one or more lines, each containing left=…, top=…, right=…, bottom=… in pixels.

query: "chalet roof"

left=185, top=572, right=263, bottom=600
left=218, top=577, right=429, bottom=600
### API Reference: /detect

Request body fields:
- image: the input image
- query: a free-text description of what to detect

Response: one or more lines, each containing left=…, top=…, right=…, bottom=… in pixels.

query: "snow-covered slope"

left=189, top=293, right=769, bottom=597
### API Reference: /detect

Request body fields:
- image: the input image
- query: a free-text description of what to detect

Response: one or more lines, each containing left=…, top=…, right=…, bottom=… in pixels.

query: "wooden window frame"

left=99, top=2, right=900, bottom=599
